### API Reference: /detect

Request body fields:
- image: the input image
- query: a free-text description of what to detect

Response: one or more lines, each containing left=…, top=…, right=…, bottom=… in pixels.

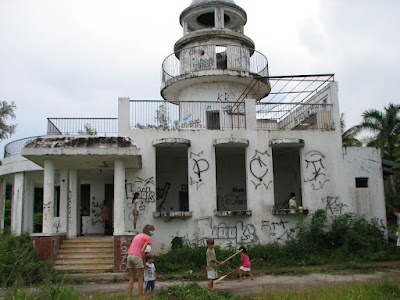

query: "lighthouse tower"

left=161, top=0, right=270, bottom=104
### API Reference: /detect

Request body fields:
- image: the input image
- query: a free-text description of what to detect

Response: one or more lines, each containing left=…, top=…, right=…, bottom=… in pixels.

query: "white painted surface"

left=43, top=160, right=55, bottom=234
left=11, top=172, right=24, bottom=235
left=68, top=169, right=78, bottom=238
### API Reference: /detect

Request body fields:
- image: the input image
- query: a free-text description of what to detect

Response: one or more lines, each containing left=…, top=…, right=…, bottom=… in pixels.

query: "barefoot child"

left=206, top=238, right=225, bottom=290
left=238, top=246, right=254, bottom=281
left=144, top=253, right=156, bottom=299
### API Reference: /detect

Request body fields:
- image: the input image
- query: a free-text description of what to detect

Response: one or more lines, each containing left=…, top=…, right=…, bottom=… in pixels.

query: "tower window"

left=207, top=111, right=220, bottom=130
left=197, top=12, right=230, bottom=28
left=355, top=177, right=368, bottom=188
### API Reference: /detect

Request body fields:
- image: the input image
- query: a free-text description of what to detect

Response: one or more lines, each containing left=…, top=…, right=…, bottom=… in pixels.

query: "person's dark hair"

left=207, top=238, right=214, bottom=245
left=146, top=253, right=154, bottom=261
left=142, top=224, right=155, bottom=235
left=290, top=193, right=295, bottom=198
left=239, top=246, right=247, bottom=253
left=134, top=192, right=140, bottom=199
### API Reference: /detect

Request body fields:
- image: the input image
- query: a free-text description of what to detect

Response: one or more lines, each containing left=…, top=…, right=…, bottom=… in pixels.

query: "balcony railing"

left=130, top=100, right=246, bottom=130
left=4, top=136, right=42, bottom=158
left=256, top=102, right=334, bottom=131
left=47, top=118, right=118, bottom=135
left=162, top=44, right=269, bottom=84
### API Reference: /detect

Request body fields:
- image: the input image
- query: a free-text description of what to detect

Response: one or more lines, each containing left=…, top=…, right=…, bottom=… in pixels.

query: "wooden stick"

left=214, top=259, right=255, bottom=284
left=222, top=249, right=243, bottom=264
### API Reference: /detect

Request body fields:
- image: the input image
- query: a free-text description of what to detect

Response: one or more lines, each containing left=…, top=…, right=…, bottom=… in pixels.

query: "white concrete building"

left=0, top=0, right=386, bottom=270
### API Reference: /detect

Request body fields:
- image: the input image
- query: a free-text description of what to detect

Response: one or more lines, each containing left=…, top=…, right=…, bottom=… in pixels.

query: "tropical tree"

left=358, top=103, right=400, bottom=160
left=340, top=113, right=362, bottom=147
left=0, top=101, right=17, bottom=140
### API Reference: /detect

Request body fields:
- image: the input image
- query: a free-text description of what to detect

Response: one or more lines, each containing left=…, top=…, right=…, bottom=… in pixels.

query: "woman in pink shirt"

left=238, top=246, right=254, bottom=282
left=127, top=224, right=155, bottom=298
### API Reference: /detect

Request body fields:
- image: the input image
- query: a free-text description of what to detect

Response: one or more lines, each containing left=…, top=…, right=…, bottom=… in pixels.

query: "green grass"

left=3, top=280, right=400, bottom=300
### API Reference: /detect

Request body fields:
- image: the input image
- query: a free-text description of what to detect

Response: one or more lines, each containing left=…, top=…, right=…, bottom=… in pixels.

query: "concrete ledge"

left=153, top=211, right=192, bottom=218
left=214, top=210, right=252, bottom=216
left=271, top=208, right=309, bottom=215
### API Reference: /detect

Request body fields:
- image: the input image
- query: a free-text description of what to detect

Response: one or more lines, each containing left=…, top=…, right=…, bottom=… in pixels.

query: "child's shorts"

left=145, top=280, right=155, bottom=290
left=240, top=266, right=251, bottom=272
left=207, top=270, right=218, bottom=280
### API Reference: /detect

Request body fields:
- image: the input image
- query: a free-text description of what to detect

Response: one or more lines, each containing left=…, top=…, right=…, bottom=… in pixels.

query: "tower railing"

left=130, top=100, right=246, bottom=130
left=162, top=45, right=269, bottom=84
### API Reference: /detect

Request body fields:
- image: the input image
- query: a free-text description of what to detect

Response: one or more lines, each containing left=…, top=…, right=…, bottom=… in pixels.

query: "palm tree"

left=358, top=103, right=400, bottom=160
left=340, top=113, right=362, bottom=147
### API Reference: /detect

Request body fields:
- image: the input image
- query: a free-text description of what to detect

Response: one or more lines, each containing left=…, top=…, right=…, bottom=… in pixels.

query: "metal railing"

left=47, top=118, right=118, bottom=135
left=4, top=136, right=42, bottom=158
left=162, top=44, right=269, bottom=84
left=256, top=102, right=334, bottom=131
left=130, top=100, right=246, bottom=130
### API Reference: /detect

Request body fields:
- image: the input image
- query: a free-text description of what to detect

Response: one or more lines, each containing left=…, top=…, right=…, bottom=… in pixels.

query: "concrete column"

left=22, top=175, right=34, bottom=233
left=68, top=169, right=78, bottom=238
left=245, top=98, right=257, bottom=131
left=43, top=160, right=55, bottom=234
left=0, top=179, right=6, bottom=232
left=11, top=172, right=24, bottom=235
left=59, top=169, right=69, bottom=233
left=118, top=97, right=130, bottom=136
left=215, top=7, right=224, bottom=29
left=114, top=160, right=126, bottom=234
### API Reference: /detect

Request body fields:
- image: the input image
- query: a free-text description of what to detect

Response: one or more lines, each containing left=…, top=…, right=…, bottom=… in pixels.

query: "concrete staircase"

left=54, top=236, right=114, bottom=273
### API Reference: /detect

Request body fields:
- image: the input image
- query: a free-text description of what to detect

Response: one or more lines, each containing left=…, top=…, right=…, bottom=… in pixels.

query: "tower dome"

left=161, top=0, right=270, bottom=101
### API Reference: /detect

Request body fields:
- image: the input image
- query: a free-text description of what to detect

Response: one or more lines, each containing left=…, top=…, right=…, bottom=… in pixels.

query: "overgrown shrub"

left=157, top=283, right=238, bottom=300
left=0, top=232, right=55, bottom=286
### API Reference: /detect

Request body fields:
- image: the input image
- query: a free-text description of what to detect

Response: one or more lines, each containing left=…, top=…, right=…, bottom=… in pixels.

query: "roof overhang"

left=21, top=136, right=142, bottom=169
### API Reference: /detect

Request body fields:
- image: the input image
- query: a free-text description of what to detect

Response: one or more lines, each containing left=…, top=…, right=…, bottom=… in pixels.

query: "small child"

left=238, top=246, right=254, bottom=282
left=206, top=238, right=225, bottom=290
left=144, top=253, right=156, bottom=299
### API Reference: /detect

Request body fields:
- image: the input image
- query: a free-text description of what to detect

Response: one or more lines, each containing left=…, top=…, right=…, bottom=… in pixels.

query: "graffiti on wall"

left=156, top=182, right=171, bottom=212
left=304, top=150, right=330, bottom=190
left=189, top=151, right=210, bottom=189
left=217, top=93, right=230, bottom=102
left=249, top=150, right=272, bottom=189
left=193, top=58, right=214, bottom=71
left=220, top=188, right=247, bottom=211
left=321, top=196, right=348, bottom=215
left=126, top=176, right=156, bottom=219
left=261, top=218, right=301, bottom=242
left=196, top=217, right=258, bottom=244
left=119, top=237, right=129, bottom=272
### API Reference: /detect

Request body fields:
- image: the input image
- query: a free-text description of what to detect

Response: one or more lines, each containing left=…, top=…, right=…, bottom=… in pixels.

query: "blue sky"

left=0, top=0, right=398, bottom=157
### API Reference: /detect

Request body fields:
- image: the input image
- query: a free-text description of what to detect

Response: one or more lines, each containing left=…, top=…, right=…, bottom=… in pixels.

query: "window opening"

left=355, top=177, right=368, bottom=188
left=80, top=184, right=90, bottom=216
left=207, top=111, right=220, bottom=130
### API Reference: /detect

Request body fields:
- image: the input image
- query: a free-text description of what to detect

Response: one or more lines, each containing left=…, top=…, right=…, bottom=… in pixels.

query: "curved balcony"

left=161, top=44, right=269, bottom=90
left=4, top=136, right=42, bottom=158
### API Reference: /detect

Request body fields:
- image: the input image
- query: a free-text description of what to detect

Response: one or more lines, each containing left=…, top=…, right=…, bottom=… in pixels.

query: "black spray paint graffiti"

left=220, top=189, right=247, bottom=211
left=304, top=150, right=330, bottom=190
left=126, top=176, right=156, bottom=220
left=91, top=198, right=103, bottom=227
left=217, top=93, right=230, bottom=101
left=196, top=217, right=258, bottom=244
left=321, top=196, right=348, bottom=215
left=193, top=58, right=214, bottom=71
left=156, top=182, right=171, bottom=212
left=189, top=151, right=210, bottom=189
left=249, top=150, right=271, bottom=189
left=261, top=219, right=300, bottom=242
left=371, top=218, right=387, bottom=231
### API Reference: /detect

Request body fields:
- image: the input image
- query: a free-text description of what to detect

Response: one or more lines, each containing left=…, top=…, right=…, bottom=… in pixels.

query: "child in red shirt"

left=238, top=246, right=254, bottom=281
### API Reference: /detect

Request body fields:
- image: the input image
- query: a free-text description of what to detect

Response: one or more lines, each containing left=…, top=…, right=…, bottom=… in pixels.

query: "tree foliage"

left=341, top=113, right=362, bottom=147
left=0, top=101, right=17, bottom=141
left=358, top=103, right=400, bottom=160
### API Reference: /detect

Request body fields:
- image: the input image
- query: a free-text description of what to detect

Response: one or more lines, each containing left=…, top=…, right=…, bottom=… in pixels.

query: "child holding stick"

left=206, top=238, right=225, bottom=290
left=238, top=246, right=254, bottom=282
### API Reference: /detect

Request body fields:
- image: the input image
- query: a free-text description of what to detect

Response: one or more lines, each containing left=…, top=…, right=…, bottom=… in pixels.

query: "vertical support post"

left=59, top=169, right=69, bottom=233
left=114, top=159, right=126, bottom=234
left=43, top=160, right=54, bottom=234
left=68, top=169, right=78, bottom=238
left=11, top=172, right=24, bottom=235
left=0, top=179, right=5, bottom=232
left=23, top=175, right=34, bottom=233
left=215, top=7, right=224, bottom=29
left=118, top=97, right=130, bottom=136
left=245, top=98, right=256, bottom=131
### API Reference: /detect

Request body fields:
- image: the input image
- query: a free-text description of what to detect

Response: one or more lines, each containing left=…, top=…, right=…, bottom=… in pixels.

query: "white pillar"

left=0, top=179, right=6, bottom=232
left=59, top=169, right=69, bottom=233
left=245, top=98, right=257, bottom=131
left=22, top=175, right=34, bottom=233
left=11, top=172, right=24, bottom=235
left=118, top=97, right=130, bottom=136
left=114, top=160, right=126, bottom=234
left=43, top=160, right=55, bottom=234
left=68, top=169, right=78, bottom=238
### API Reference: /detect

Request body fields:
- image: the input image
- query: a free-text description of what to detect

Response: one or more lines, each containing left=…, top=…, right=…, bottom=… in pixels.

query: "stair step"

left=57, top=253, right=113, bottom=259
left=55, top=259, right=113, bottom=265
left=62, top=242, right=113, bottom=248
left=54, top=264, right=113, bottom=271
